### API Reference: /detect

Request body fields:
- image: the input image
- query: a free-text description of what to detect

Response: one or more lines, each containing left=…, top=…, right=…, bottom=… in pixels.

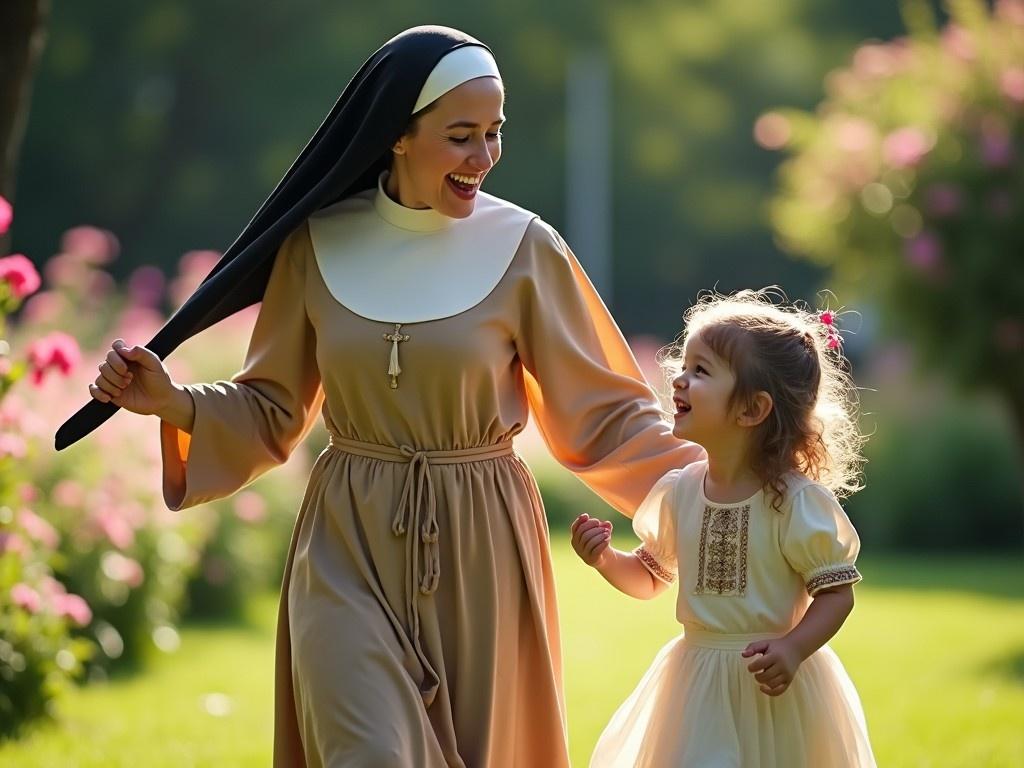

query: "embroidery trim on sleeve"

left=634, top=546, right=676, bottom=583
left=694, top=504, right=750, bottom=596
left=806, top=565, right=861, bottom=595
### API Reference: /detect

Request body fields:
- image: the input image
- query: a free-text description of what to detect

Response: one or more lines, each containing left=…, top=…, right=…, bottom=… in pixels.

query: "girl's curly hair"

left=660, top=288, right=866, bottom=510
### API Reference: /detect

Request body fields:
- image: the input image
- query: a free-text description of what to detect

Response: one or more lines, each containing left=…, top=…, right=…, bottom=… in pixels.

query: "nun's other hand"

left=89, top=339, right=175, bottom=416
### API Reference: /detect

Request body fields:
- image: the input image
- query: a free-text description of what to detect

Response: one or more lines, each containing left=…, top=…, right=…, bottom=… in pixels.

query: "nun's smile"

left=389, top=76, right=505, bottom=218
left=446, top=172, right=481, bottom=199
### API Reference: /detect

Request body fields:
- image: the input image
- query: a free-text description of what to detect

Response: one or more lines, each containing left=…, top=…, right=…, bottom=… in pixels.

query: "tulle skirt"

left=590, top=630, right=876, bottom=768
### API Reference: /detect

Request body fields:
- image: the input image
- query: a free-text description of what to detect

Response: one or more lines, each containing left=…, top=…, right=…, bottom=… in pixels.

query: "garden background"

left=1, top=1, right=1022, bottom=765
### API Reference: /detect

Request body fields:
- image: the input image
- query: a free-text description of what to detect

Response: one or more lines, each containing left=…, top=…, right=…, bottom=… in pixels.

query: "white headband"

left=413, top=45, right=501, bottom=114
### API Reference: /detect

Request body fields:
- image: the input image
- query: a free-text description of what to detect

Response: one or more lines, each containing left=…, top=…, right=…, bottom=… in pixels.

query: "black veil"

left=56, top=26, right=488, bottom=450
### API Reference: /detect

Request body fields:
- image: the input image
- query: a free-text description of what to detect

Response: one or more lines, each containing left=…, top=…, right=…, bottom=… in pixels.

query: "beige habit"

left=159, top=180, right=703, bottom=766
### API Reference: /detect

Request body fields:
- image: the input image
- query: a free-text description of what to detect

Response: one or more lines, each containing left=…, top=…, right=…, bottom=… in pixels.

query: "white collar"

left=308, top=176, right=536, bottom=324
left=372, top=175, right=452, bottom=233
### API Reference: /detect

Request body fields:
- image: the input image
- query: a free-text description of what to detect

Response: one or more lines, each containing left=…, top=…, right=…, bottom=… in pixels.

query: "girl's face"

left=670, top=333, right=738, bottom=446
left=388, top=76, right=505, bottom=218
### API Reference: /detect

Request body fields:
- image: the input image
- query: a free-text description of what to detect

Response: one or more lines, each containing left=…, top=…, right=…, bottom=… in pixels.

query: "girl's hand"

left=742, top=638, right=803, bottom=696
left=570, top=514, right=613, bottom=568
left=89, top=339, right=176, bottom=416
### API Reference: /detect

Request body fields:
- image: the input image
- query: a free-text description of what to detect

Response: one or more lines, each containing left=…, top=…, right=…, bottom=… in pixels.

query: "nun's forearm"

left=157, top=384, right=196, bottom=433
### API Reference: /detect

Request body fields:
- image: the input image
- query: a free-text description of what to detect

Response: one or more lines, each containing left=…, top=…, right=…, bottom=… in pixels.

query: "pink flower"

left=38, top=575, right=66, bottom=599
left=904, top=231, right=944, bottom=276
left=101, top=551, right=145, bottom=588
left=43, top=253, right=84, bottom=286
left=827, top=332, right=842, bottom=350
left=53, top=479, right=86, bottom=508
left=0, top=254, right=42, bottom=299
left=819, top=311, right=836, bottom=326
left=941, top=25, right=976, bottom=61
left=128, top=265, right=166, bottom=308
left=0, top=196, right=11, bottom=234
left=170, top=250, right=220, bottom=307
left=60, top=226, right=119, bottom=265
left=113, top=306, right=165, bottom=343
left=0, top=532, right=29, bottom=556
left=18, top=509, right=59, bottom=549
left=834, top=117, right=876, bottom=154
left=26, top=331, right=81, bottom=386
left=95, top=508, right=135, bottom=549
left=853, top=44, right=901, bottom=78
left=55, top=593, right=93, bottom=626
left=11, top=583, right=42, bottom=613
left=753, top=112, right=791, bottom=150
left=0, top=433, right=27, bottom=459
left=883, top=127, right=932, bottom=169
left=21, top=291, right=68, bottom=325
left=1000, top=68, right=1024, bottom=103
left=979, top=117, right=1013, bottom=167
left=234, top=491, right=267, bottom=524
left=87, top=270, right=116, bottom=302
left=924, top=183, right=963, bottom=217
left=997, top=0, right=1024, bottom=26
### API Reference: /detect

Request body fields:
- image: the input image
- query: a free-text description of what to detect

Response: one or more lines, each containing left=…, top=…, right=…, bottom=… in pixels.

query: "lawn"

left=2, top=551, right=1022, bottom=767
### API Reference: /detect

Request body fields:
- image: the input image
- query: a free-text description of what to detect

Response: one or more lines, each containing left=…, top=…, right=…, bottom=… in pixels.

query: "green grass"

left=2, top=551, right=1022, bottom=767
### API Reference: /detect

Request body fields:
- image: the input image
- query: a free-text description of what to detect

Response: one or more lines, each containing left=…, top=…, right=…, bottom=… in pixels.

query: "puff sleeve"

left=781, top=483, right=863, bottom=596
left=629, top=469, right=682, bottom=584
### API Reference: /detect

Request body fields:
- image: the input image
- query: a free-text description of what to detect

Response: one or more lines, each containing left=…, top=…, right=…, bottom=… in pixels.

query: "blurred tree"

left=763, top=0, right=1024, bottom=460
left=12, top=0, right=904, bottom=334
left=0, top=0, right=49, bottom=254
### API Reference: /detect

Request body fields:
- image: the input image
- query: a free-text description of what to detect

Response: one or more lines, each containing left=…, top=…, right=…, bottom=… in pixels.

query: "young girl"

left=572, top=289, right=875, bottom=767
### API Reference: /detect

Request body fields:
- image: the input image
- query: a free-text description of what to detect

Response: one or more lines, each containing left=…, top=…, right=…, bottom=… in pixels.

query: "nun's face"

left=389, top=77, right=504, bottom=218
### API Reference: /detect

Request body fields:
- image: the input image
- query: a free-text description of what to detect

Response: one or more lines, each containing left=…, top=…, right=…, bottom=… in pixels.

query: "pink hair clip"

left=819, top=310, right=842, bottom=349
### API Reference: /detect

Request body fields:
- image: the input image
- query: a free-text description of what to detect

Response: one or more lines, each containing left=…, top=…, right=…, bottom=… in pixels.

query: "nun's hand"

left=89, top=339, right=175, bottom=416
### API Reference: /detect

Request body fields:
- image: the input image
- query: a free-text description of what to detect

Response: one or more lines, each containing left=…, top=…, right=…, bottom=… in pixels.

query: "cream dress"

left=591, top=461, right=875, bottom=768
left=159, top=180, right=703, bottom=767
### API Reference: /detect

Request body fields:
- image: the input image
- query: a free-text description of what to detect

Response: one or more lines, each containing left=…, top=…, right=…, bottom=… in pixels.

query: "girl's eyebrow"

left=688, top=352, right=714, bottom=368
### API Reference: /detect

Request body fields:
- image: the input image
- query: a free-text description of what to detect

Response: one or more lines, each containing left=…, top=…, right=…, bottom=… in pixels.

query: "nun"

left=60, top=25, right=703, bottom=767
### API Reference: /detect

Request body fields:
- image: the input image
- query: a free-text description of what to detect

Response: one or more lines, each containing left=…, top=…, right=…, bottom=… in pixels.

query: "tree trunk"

left=0, top=0, right=50, bottom=253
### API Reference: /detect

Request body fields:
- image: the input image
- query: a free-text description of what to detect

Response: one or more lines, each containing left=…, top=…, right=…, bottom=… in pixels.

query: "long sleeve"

left=514, top=220, right=704, bottom=517
left=160, top=224, right=324, bottom=510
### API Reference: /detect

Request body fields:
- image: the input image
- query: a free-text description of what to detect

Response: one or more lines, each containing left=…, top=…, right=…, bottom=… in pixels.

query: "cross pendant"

left=382, top=323, right=411, bottom=389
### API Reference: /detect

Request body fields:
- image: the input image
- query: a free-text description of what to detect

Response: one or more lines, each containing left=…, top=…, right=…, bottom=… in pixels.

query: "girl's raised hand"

left=570, top=513, right=613, bottom=568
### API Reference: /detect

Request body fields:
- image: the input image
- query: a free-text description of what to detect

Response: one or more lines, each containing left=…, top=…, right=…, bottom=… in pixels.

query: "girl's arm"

left=742, top=584, right=855, bottom=696
left=570, top=514, right=670, bottom=600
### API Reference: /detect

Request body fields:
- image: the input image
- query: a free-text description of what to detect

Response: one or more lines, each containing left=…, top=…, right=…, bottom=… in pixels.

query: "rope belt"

left=326, top=434, right=515, bottom=699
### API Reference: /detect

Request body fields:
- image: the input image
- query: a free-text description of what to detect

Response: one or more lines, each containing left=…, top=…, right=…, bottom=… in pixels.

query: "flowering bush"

left=760, top=0, right=1024, bottom=447
left=0, top=198, right=93, bottom=738
left=0, top=192, right=315, bottom=735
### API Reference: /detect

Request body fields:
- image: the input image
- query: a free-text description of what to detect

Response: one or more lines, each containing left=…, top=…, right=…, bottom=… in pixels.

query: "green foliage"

left=0, top=512, right=94, bottom=740
left=765, top=0, right=1024, bottom=437
left=13, top=0, right=906, bottom=335
left=0, top=209, right=309, bottom=734
left=1, top=556, right=1023, bottom=765
left=0, top=241, right=94, bottom=738
left=848, top=394, right=1024, bottom=550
